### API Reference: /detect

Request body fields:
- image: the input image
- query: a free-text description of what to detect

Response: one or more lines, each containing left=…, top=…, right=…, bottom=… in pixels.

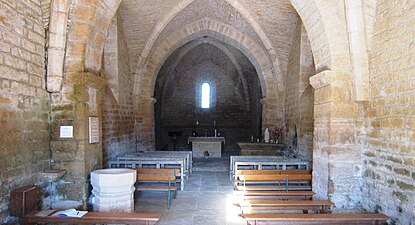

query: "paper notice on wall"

left=60, top=126, right=73, bottom=138
left=89, top=117, right=99, bottom=143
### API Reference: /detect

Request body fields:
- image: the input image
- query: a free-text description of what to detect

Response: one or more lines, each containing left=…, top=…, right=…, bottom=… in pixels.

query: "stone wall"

left=154, top=42, right=262, bottom=152
left=102, top=12, right=135, bottom=164
left=0, top=0, right=49, bottom=223
left=362, top=0, right=415, bottom=223
left=285, top=21, right=315, bottom=161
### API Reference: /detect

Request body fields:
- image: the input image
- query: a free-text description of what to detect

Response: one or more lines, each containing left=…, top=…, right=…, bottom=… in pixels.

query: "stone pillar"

left=310, top=70, right=362, bottom=210
left=136, top=97, right=157, bottom=151
left=91, top=169, right=136, bottom=212
left=50, top=72, right=107, bottom=209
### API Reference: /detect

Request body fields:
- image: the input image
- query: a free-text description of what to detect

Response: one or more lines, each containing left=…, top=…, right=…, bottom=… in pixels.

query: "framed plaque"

left=89, top=117, right=99, bottom=143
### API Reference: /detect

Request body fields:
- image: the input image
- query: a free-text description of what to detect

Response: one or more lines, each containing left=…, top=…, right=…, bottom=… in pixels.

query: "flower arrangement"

left=269, top=125, right=285, bottom=141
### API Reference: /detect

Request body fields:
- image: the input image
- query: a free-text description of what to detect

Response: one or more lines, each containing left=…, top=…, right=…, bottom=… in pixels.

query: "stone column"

left=135, top=96, right=157, bottom=151
left=310, top=70, right=362, bottom=210
left=50, top=72, right=107, bottom=209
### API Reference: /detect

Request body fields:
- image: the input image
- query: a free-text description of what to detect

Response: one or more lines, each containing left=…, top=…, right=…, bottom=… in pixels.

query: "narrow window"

left=201, top=83, right=210, bottom=108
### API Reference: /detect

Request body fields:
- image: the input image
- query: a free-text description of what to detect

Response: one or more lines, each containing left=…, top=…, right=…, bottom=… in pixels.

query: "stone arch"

left=158, top=38, right=252, bottom=112
left=134, top=19, right=281, bottom=149
left=290, top=0, right=351, bottom=73
left=64, top=0, right=121, bottom=74
left=135, top=0, right=284, bottom=90
left=138, top=19, right=277, bottom=100
left=290, top=0, right=365, bottom=210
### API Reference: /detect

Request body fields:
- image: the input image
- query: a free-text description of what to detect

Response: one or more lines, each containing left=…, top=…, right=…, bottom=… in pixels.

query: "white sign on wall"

left=60, top=126, right=73, bottom=138
left=89, top=117, right=99, bottom=144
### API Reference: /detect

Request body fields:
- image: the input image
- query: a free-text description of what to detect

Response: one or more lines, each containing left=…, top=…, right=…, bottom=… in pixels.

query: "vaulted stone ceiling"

left=118, top=0, right=299, bottom=74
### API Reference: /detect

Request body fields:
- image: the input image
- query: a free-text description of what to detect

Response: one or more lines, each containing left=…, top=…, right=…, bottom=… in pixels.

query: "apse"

left=154, top=37, right=262, bottom=153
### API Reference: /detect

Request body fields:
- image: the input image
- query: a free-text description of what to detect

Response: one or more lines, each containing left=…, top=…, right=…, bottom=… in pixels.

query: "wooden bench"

left=22, top=211, right=161, bottom=225
left=239, top=200, right=334, bottom=214
left=135, top=168, right=182, bottom=184
left=135, top=170, right=178, bottom=209
left=233, top=190, right=314, bottom=200
left=243, top=213, right=389, bottom=225
left=109, top=159, right=186, bottom=191
left=236, top=169, right=311, bottom=176
left=229, top=156, right=310, bottom=181
left=235, top=174, right=312, bottom=191
left=126, top=151, right=193, bottom=174
left=11, top=185, right=161, bottom=225
left=118, top=155, right=190, bottom=180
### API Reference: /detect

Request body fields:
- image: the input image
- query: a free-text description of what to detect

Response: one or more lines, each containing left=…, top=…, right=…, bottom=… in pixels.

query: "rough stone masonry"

left=0, top=0, right=414, bottom=224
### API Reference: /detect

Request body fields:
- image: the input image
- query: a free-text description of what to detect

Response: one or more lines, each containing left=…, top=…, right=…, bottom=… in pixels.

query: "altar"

left=237, top=142, right=284, bottom=156
left=188, top=137, right=225, bottom=158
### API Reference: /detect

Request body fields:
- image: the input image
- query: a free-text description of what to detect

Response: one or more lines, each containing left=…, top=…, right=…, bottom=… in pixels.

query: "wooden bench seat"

left=233, top=190, right=314, bottom=200
left=235, top=174, right=312, bottom=191
left=236, top=169, right=311, bottom=176
left=11, top=185, right=161, bottom=225
left=243, top=213, right=389, bottom=225
left=135, top=171, right=178, bottom=209
left=110, top=159, right=186, bottom=191
left=240, top=200, right=334, bottom=214
left=22, top=211, right=160, bottom=225
left=135, top=168, right=182, bottom=183
left=236, top=185, right=312, bottom=191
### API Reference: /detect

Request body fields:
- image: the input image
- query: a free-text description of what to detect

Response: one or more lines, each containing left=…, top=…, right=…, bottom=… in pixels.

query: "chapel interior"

left=0, top=0, right=414, bottom=224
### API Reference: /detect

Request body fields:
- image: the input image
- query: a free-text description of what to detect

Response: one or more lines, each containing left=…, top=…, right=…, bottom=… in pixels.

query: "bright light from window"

left=201, top=83, right=210, bottom=108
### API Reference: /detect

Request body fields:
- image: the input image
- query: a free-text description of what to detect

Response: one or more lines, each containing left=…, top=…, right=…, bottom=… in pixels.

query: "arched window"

left=201, top=83, right=210, bottom=108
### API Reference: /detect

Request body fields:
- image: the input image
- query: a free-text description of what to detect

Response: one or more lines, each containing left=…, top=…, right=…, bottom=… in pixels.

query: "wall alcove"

left=154, top=37, right=262, bottom=153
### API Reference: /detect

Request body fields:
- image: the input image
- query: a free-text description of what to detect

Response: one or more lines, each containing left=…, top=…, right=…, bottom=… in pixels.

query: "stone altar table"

left=188, top=137, right=225, bottom=158
left=237, top=142, right=284, bottom=156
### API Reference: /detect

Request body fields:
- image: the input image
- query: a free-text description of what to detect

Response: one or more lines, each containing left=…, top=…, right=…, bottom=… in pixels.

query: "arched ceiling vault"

left=158, top=37, right=252, bottom=111
left=135, top=18, right=277, bottom=101
left=118, top=0, right=299, bottom=92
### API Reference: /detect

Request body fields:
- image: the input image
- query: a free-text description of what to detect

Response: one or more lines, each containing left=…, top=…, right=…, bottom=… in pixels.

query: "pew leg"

left=320, top=206, right=329, bottom=214
left=20, top=218, right=34, bottom=225
left=168, top=190, right=171, bottom=209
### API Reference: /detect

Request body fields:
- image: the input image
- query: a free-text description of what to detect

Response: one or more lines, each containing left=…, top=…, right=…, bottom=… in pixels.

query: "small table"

left=188, top=137, right=225, bottom=158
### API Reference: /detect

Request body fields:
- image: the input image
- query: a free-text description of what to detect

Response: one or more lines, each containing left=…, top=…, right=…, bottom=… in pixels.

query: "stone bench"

left=243, top=213, right=389, bottom=225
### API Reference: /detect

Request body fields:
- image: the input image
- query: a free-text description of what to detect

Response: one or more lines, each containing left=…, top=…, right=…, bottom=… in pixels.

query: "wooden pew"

left=126, top=151, right=193, bottom=174
left=109, top=159, right=186, bottom=191
left=135, top=168, right=182, bottom=185
left=229, top=156, right=310, bottom=181
left=236, top=169, right=311, bottom=176
left=118, top=155, right=190, bottom=180
left=235, top=174, right=312, bottom=191
left=233, top=190, right=314, bottom=200
left=11, top=185, right=161, bottom=225
left=243, top=213, right=389, bottom=225
left=22, top=211, right=161, bottom=225
left=135, top=169, right=178, bottom=209
left=239, top=200, right=334, bottom=214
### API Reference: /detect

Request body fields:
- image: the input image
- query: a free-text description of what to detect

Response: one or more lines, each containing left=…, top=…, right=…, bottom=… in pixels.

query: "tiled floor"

left=134, top=171, right=246, bottom=225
